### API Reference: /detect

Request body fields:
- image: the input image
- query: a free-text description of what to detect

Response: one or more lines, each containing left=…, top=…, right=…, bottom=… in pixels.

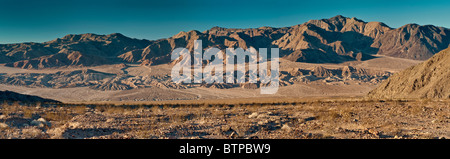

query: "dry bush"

left=407, top=104, right=426, bottom=115
left=94, top=105, right=137, bottom=115
left=150, top=106, right=163, bottom=113
left=1, top=102, right=21, bottom=116
left=21, top=127, right=47, bottom=139
left=43, top=110, right=73, bottom=122
left=22, top=107, right=35, bottom=119
left=317, top=110, right=342, bottom=121
left=70, top=105, right=88, bottom=115
left=168, top=111, right=198, bottom=123
left=103, top=106, right=127, bottom=114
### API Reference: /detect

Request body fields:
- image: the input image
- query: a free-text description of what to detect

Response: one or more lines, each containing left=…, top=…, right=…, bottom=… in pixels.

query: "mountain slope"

left=128, top=27, right=290, bottom=65
left=368, top=48, right=450, bottom=99
left=1, top=15, right=450, bottom=69
left=372, top=24, right=450, bottom=60
left=0, top=90, right=60, bottom=103
left=274, top=15, right=391, bottom=63
left=2, top=33, right=152, bottom=69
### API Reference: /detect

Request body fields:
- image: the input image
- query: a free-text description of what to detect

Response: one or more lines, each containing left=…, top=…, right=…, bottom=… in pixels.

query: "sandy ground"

left=280, top=55, right=423, bottom=73
left=0, top=80, right=378, bottom=103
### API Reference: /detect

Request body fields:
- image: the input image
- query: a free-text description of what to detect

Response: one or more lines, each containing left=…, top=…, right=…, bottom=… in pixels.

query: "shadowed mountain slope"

left=0, top=90, right=60, bottom=103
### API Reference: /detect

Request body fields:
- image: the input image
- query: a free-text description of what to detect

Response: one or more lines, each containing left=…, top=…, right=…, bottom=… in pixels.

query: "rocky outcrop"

left=285, top=65, right=391, bottom=85
left=0, top=69, right=187, bottom=91
left=0, top=64, right=390, bottom=91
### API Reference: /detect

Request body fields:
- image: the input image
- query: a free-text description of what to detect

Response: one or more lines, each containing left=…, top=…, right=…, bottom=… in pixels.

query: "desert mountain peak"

left=1, top=15, right=450, bottom=69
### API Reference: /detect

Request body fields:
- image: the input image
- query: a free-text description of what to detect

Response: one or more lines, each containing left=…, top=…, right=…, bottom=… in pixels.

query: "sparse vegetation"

left=0, top=98, right=448, bottom=139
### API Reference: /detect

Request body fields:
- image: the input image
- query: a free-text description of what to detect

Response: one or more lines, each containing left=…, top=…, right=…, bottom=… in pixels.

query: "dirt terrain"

left=2, top=40, right=446, bottom=140
left=0, top=56, right=421, bottom=103
left=0, top=98, right=448, bottom=139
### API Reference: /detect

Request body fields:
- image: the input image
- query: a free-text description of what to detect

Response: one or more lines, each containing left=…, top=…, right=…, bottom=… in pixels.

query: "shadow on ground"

left=62, top=128, right=124, bottom=139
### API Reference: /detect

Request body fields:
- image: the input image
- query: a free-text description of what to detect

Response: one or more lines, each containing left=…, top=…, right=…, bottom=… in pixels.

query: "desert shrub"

left=43, top=110, right=73, bottom=122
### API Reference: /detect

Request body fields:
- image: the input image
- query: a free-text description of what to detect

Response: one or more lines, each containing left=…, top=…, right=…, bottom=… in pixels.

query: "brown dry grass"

left=0, top=98, right=448, bottom=139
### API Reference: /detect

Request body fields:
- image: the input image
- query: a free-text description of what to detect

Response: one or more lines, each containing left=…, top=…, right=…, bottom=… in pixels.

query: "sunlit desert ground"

left=1, top=98, right=448, bottom=139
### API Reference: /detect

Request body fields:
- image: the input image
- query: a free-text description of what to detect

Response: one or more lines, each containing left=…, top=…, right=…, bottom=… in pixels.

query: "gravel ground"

left=0, top=99, right=448, bottom=139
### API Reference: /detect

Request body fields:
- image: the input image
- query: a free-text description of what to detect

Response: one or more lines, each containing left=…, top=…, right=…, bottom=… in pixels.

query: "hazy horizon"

left=1, top=0, right=450, bottom=44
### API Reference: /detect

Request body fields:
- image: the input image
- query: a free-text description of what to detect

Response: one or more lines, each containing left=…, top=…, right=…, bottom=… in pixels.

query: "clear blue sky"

left=1, top=0, right=450, bottom=44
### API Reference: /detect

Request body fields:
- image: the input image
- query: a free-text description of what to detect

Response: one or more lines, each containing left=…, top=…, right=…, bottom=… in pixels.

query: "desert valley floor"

left=0, top=55, right=421, bottom=102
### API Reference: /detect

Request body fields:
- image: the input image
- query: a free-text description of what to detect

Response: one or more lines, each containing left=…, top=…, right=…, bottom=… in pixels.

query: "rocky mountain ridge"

left=1, top=15, right=449, bottom=69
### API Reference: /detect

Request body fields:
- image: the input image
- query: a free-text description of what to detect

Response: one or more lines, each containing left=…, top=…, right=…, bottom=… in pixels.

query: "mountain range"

left=1, top=15, right=449, bottom=69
